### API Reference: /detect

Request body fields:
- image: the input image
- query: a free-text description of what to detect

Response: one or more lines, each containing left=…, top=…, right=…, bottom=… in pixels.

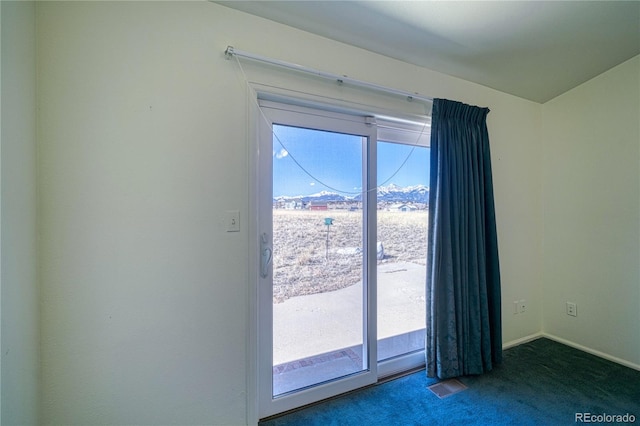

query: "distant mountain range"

left=376, top=183, right=429, bottom=203
left=274, top=184, right=429, bottom=204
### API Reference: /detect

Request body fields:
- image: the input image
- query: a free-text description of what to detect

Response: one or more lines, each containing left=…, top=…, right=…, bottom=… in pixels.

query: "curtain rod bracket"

left=225, top=46, right=235, bottom=60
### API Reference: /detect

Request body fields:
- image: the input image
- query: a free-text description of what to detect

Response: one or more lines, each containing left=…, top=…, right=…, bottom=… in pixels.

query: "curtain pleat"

left=426, top=98, right=502, bottom=379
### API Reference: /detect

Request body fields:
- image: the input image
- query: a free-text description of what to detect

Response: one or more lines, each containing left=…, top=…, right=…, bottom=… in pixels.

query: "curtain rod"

left=225, top=46, right=433, bottom=105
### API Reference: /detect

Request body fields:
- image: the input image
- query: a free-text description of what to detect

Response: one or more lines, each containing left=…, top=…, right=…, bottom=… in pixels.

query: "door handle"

left=260, top=233, right=272, bottom=278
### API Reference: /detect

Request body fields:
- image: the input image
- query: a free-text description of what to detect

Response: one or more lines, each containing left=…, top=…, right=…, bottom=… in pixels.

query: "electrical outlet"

left=566, top=302, right=577, bottom=317
left=518, top=300, right=526, bottom=314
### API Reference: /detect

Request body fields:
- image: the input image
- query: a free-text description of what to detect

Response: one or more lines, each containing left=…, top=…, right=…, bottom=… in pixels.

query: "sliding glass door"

left=256, top=99, right=429, bottom=418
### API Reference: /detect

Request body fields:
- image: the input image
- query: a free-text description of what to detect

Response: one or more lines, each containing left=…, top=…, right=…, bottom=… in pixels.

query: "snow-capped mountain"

left=274, top=184, right=429, bottom=204
left=274, top=190, right=348, bottom=203
left=377, top=184, right=429, bottom=203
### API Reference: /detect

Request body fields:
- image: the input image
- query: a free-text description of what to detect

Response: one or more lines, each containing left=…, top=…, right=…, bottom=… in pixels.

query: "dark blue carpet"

left=261, top=338, right=640, bottom=425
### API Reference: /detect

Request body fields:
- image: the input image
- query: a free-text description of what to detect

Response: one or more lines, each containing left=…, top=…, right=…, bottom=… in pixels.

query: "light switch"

left=226, top=210, right=240, bottom=232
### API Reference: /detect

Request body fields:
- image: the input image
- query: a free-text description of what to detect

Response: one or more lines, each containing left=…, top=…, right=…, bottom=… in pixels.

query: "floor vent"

left=427, top=379, right=468, bottom=399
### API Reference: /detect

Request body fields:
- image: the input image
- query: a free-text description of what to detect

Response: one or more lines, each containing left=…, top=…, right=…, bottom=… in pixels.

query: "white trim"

left=246, top=88, right=261, bottom=426
left=252, top=83, right=431, bottom=128
left=256, top=92, right=430, bottom=149
left=502, top=332, right=544, bottom=350
left=364, top=113, right=379, bottom=382
left=542, top=333, right=640, bottom=372
left=501, top=332, right=640, bottom=372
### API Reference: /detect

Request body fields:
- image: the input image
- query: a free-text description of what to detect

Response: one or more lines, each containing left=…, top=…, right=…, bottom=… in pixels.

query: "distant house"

left=310, top=202, right=328, bottom=211
left=389, top=203, right=417, bottom=212
left=285, top=201, right=303, bottom=210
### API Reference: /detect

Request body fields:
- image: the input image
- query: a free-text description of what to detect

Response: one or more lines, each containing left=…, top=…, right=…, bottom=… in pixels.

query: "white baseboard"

left=541, top=333, right=640, bottom=372
left=502, top=332, right=544, bottom=350
left=503, top=332, right=640, bottom=372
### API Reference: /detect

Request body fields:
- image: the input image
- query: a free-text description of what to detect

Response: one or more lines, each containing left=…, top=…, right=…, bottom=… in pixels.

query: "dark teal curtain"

left=426, top=98, right=502, bottom=379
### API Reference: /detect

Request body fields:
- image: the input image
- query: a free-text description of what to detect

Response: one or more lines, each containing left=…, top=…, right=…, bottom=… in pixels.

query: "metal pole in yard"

left=324, top=218, right=333, bottom=261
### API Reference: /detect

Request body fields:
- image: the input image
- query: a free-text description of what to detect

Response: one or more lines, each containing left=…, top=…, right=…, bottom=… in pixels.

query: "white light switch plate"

left=226, top=210, right=240, bottom=232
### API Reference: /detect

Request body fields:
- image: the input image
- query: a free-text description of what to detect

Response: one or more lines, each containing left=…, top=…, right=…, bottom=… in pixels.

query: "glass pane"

left=272, top=124, right=366, bottom=396
left=376, top=141, right=429, bottom=361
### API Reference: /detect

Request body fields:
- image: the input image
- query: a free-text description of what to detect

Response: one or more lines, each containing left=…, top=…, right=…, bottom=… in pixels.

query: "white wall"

left=0, top=1, right=39, bottom=424
left=542, top=56, right=640, bottom=368
left=37, top=2, right=542, bottom=424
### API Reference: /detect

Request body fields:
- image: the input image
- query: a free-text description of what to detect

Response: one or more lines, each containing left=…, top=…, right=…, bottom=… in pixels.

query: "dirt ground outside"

left=272, top=209, right=428, bottom=303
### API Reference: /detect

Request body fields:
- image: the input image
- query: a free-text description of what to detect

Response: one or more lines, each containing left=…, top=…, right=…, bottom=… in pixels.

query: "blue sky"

left=272, top=125, right=429, bottom=197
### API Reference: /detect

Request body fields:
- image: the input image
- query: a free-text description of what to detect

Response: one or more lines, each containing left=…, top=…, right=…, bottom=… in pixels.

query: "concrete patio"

left=272, top=261, right=426, bottom=395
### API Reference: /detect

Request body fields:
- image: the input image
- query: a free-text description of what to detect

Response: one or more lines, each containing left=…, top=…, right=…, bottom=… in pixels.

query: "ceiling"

left=216, top=1, right=640, bottom=103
